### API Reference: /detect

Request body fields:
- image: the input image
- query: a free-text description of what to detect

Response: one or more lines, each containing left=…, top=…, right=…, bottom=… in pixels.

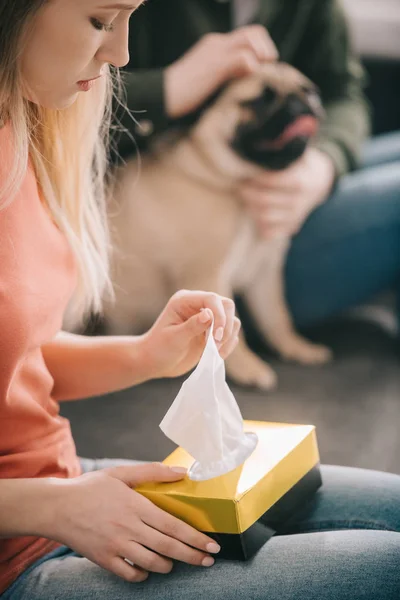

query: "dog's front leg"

left=243, top=238, right=332, bottom=365
left=180, top=272, right=278, bottom=390
left=224, top=330, right=278, bottom=390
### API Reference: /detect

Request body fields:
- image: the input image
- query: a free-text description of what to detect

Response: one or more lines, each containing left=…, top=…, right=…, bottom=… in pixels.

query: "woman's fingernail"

left=199, top=309, right=212, bottom=323
left=214, top=327, right=224, bottom=342
left=170, top=466, right=187, bottom=474
left=202, top=557, right=215, bottom=567
left=206, top=542, right=221, bottom=554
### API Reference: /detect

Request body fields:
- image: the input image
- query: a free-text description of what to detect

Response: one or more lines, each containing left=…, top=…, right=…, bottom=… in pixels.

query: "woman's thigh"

left=4, top=532, right=399, bottom=600
left=4, top=464, right=400, bottom=600
left=276, top=465, right=400, bottom=534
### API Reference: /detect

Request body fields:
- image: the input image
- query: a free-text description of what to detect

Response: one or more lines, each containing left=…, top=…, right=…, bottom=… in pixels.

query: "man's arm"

left=291, top=0, right=371, bottom=176
left=114, top=68, right=170, bottom=160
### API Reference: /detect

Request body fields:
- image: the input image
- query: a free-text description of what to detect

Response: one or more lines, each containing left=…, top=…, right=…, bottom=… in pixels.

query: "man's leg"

left=285, top=134, right=400, bottom=329
left=361, top=130, right=400, bottom=169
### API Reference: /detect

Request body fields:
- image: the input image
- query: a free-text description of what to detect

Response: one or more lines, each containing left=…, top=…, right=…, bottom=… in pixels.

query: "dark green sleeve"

left=114, top=69, right=170, bottom=160
left=291, top=0, right=371, bottom=176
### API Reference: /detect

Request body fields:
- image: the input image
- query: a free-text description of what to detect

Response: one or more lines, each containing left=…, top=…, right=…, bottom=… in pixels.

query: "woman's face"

left=21, top=0, right=141, bottom=109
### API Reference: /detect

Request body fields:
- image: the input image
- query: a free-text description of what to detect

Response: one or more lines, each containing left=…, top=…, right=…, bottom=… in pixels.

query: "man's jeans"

left=286, top=131, right=400, bottom=328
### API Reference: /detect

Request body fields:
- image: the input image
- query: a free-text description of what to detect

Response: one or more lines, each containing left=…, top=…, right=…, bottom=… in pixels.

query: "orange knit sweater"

left=0, top=126, right=81, bottom=594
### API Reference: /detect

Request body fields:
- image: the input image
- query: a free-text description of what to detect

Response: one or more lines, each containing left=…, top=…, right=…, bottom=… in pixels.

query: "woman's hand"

left=48, top=463, right=221, bottom=583
left=165, top=25, right=278, bottom=119
left=141, top=289, right=241, bottom=379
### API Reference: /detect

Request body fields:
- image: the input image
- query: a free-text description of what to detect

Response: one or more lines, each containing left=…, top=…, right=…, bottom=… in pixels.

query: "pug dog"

left=105, top=62, right=332, bottom=390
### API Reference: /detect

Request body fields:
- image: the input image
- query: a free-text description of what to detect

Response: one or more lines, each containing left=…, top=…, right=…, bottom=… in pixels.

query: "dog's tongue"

left=255, top=115, right=318, bottom=151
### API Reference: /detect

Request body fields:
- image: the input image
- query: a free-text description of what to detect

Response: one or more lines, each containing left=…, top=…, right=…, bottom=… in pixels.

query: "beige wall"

left=341, top=0, right=400, bottom=60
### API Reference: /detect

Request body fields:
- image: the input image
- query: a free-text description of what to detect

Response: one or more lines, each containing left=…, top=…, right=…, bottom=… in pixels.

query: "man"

left=116, top=0, right=400, bottom=331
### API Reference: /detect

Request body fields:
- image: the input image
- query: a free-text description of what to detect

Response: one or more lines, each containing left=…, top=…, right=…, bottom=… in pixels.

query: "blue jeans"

left=285, top=131, right=400, bottom=328
left=2, top=460, right=400, bottom=600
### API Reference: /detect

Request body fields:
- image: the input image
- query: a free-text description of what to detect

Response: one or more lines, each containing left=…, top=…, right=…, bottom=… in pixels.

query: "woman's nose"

left=97, top=24, right=130, bottom=68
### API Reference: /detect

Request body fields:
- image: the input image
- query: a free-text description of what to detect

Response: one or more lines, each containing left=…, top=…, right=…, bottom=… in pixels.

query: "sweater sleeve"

left=113, top=68, right=171, bottom=161
left=290, top=0, right=371, bottom=176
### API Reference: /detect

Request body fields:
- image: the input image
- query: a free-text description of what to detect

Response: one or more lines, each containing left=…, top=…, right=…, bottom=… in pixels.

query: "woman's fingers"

left=218, top=297, right=237, bottom=346
left=174, top=290, right=227, bottom=342
left=141, top=500, right=220, bottom=557
left=121, top=541, right=174, bottom=574
left=133, top=523, right=216, bottom=567
left=169, top=290, right=239, bottom=347
left=219, top=316, right=241, bottom=359
left=219, top=335, right=239, bottom=360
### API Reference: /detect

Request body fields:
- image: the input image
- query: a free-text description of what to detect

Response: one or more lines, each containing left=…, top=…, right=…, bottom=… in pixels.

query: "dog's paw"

left=226, top=352, right=277, bottom=390
left=278, top=335, right=332, bottom=365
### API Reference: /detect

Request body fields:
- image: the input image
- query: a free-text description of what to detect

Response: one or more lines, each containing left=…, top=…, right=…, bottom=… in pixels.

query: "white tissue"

left=159, top=320, right=258, bottom=481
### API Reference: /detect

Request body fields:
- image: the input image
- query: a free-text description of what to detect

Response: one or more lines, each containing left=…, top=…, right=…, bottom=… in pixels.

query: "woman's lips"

left=77, top=76, right=102, bottom=92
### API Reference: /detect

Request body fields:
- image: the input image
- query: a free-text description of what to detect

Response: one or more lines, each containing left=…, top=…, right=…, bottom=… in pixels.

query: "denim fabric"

left=2, top=461, right=400, bottom=600
left=286, top=131, right=400, bottom=328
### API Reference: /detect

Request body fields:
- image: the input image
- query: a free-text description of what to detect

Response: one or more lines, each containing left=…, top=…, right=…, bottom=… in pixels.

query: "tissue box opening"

left=136, top=421, right=322, bottom=561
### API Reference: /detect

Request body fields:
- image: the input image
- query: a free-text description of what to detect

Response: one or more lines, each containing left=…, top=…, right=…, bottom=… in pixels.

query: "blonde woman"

left=0, top=2, right=399, bottom=599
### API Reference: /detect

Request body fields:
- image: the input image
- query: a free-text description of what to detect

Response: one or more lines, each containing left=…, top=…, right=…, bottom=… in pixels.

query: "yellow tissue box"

left=136, top=420, right=321, bottom=560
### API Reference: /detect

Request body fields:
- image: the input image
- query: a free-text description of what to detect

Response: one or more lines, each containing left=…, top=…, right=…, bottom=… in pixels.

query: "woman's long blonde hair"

left=0, top=0, right=119, bottom=325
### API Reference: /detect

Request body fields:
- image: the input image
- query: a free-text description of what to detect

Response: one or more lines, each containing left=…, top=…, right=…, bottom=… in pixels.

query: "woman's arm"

left=41, top=332, right=154, bottom=402
left=0, top=479, right=63, bottom=538
left=0, top=466, right=219, bottom=582
left=42, top=291, right=239, bottom=402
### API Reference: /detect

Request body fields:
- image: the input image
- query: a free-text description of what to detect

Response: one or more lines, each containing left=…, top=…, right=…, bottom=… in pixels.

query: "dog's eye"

left=240, top=87, right=277, bottom=110
left=262, top=87, right=277, bottom=104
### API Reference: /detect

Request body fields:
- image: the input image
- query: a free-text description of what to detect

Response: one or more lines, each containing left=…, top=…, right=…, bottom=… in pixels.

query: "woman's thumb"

left=105, top=463, right=187, bottom=487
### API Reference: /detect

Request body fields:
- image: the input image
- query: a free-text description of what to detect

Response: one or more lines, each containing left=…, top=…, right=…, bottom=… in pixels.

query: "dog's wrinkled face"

left=228, top=63, right=323, bottom=170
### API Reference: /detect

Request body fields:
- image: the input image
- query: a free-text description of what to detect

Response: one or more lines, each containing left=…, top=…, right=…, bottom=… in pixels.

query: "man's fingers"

left=259, top=208, right=293, bottom=226
left=246, top=165, right=303, bottom=191
left=246, top=25, right=279, bottom=61
left=229, top=25, right=278, bottom=61
left=240, top=185, right=294, bottom=209
left=258, top=224, right=293, bottom=240
left=224, top=49, right=260, bottom=79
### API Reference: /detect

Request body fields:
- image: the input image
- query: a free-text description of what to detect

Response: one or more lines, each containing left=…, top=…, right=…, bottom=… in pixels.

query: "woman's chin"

left=50, top=91, right=81, bottom=110
left=24, top=91, right=80, bottom=110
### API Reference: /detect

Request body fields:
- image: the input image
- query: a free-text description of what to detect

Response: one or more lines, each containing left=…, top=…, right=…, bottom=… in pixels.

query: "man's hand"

left=239, top=148, right=336, bottom=239
left=165, top=25, right=278, bottom=119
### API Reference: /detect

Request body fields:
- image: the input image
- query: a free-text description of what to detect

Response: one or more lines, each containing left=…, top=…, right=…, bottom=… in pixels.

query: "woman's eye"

left=90, top=18, right=115, bottom=33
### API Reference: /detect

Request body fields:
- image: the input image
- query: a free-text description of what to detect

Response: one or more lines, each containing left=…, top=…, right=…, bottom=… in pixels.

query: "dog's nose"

left=286, top=93, right=308, bottom=117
